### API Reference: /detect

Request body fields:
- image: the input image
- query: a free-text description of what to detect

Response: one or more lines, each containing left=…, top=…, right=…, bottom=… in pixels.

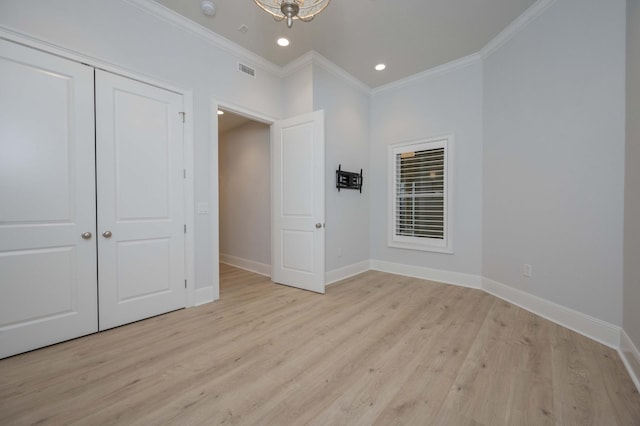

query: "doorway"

left=212, top=105, right=326, bottom=299
left=217, top=108, right=272, bottom=285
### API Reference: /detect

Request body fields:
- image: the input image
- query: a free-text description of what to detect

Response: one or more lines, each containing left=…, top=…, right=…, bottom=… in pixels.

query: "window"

left=388, top=135, right=453, bottom=253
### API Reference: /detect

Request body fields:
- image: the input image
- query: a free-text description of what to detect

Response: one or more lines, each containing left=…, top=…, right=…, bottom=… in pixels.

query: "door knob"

left=315, top=223, right=322, bottom=229
left=81, top=232, right=92, bottom=240
left=102, top=231, right=112, bottom=238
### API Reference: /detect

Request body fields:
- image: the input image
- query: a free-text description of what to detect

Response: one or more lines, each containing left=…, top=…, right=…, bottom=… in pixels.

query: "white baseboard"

left=619, top=330, right=640, bottom=392
left=220, top=253, right=271, bottom=277
left=370, top=259, right=482, bottom=289
left=194, top=286, right=215, bottom=306
left=326, top=260, right=371, bottom=285
left=481, top=277, right=620, bottom=349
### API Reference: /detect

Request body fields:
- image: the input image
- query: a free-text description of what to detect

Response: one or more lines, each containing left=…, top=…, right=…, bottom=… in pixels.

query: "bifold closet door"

left=0, top=39, right=98, bottom=358
left=95, top=70, right=186, bottom=330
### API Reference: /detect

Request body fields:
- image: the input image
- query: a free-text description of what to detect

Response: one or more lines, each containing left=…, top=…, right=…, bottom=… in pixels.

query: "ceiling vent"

left=238, top=63, right=256, bottom=77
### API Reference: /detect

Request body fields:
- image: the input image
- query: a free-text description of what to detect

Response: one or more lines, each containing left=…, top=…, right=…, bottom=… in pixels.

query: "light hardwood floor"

left=1, top=264, right=639, bottom=425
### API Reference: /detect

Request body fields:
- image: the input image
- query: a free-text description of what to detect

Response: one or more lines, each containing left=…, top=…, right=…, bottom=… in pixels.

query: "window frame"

left=387, top=135, right=454, bottom=254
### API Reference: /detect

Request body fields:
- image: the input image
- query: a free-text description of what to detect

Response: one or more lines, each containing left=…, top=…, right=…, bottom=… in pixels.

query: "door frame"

left=210, top=99, right=279, bottom=300
left=0, top=29, right=196, bottom=308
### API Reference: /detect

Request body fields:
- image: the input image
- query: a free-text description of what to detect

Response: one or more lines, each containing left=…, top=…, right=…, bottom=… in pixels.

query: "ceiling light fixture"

left=277, top=37, right=290, bottom=47
left=375, top=63, right=386, bottom=71
left=254, top=0, right=331, bottom=28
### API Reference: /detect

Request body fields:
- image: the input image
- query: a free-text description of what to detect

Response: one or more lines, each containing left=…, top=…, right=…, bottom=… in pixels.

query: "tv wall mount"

left=336, top=164, right=363, bottom=193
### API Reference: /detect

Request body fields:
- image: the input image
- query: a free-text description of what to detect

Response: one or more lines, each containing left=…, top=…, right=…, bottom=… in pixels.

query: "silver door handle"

left=102, top=231, right=112, bottom=238
left=81, top=232, right=92, bottom=240
left=315, top=223, right=322, bottom=229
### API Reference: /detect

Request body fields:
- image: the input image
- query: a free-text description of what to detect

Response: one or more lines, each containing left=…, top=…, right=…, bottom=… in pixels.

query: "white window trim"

left=387, top=134, right=454, bottom=254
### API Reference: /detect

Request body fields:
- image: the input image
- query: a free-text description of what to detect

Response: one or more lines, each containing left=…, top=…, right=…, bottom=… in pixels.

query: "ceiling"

left=218, top=109, right=253, bottom=134
left=154, top=0, right=537, bottom=88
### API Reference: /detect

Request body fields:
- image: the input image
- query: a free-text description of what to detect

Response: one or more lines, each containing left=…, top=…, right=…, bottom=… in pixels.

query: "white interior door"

left=271, top=110, right=325, bottom=293
left=95, top=70, right=186, bottom=330
left=0, top=39, right=98, bottom=358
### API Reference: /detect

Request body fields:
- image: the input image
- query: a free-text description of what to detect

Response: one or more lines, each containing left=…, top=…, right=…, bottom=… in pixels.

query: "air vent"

left=238, top=63, right=256, bottom=77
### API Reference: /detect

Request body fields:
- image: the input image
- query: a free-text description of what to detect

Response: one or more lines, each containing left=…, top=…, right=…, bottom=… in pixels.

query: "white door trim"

left=210, top=99, right=278, bottom=301
left=0, top=28, right=196, bottom=308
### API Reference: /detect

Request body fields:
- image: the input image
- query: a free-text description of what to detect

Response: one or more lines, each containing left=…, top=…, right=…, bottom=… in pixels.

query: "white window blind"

left=388, top=136, right=453, bottom=253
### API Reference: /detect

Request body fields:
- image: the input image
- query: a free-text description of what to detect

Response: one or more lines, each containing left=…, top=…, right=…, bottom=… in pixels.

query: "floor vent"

left=238, top=63, right=256, bottom=77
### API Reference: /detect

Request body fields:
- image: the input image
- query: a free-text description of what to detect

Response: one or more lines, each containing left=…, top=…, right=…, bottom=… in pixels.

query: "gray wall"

left=283, top=63, right=313, bottom=117
left=3, top=0, right=634, bottom=335
left=625, top=0, right=640, bottom=348
left=483, top=0, right=626, bottom=325
left=0, top=0, right=283, bottom=293
left=219, top=121, right=271, bottom=267
left=369, top=61, right=484, bottom=276
left=313, top=65, right=371, bottom=272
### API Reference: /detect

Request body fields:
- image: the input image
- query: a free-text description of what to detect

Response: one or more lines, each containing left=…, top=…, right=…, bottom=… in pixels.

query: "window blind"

left=395, top=147, right=445, bottom=240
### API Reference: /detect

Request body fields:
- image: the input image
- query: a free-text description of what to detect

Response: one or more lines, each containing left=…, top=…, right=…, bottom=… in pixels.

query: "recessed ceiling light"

left=217, top=110, right=224, bottom=115
left=277, top=38, right=290, bottom=47
left=375, top=63, right=386, bottom=71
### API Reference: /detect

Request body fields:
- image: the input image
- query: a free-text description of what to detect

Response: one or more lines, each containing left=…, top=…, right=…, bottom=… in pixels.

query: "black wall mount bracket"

left=336, top=164, right=363, bottom=193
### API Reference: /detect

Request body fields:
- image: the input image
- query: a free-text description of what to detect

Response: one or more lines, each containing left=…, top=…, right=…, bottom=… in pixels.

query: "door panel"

left=114, top=90, right=171, bottom=221
left=116, top=238, right=172, bottom=301
left=282, top=230, right=314, bottom=272
left=95, top=70, right=186, bottom=330
left=272, top=111, right=325, bottom=293
left=0, top=39, right=98, bottom=358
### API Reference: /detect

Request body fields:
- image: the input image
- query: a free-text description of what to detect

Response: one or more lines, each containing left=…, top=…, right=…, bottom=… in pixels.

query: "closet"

left=0, top=39, right=186, bottom=358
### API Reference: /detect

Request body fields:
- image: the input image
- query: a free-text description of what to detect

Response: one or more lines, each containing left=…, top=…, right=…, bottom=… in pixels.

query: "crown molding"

left=282, top=51, right=371, bottom=94
left=307, top=51, right=371, bottom=94
left=371, top=52, right=482, bottom=96
left=370, top=0, right=556, bottom=95
left=124, top=0, right=556, bottom=96
left=480, top=0, right=558, bottom=59
left=122, top=0, right=282, bottom=76
left=12, top=0, right=557, bottom=98
left=281, top=51, right=314, bottom=76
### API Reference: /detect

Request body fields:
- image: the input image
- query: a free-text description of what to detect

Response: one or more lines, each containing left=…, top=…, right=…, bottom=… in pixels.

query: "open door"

left=271, top=111, right=325, bottom=294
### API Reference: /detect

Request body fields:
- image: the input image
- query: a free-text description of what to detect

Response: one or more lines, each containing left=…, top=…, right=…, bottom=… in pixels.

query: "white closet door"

left=95, top=70, right=186, bottom=330
left=0, top=39, right=98, bottom=358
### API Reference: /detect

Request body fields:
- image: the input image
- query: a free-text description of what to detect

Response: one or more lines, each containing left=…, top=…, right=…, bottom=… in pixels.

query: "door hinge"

left=184, top=224, right=187, bottom=234
left=179, top=111, right=186, bottom=123
left=185, top=279, right=187, bottom=289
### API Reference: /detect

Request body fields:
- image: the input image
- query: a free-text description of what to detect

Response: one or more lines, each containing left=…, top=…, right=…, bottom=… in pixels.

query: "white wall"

left=283, top=62, right=313, bottom=117
left=0, top=0, right=283, bottom=293
left=219, top=121, right=271, bottom=267
left=2, top=0, right=633, bottom=341
left=369, top=61, right=484, bottom=276
left=483, top=0, right=626, bottom=325
left=625, top=0, right=640, bottom=348
left=312, top=63, right=371, bottom=274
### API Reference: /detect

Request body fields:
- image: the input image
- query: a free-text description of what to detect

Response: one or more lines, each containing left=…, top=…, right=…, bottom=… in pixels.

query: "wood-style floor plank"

left=0, top=264, right=638, bottom=425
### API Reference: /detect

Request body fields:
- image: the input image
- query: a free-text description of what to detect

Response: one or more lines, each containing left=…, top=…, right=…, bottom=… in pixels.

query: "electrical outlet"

left=523, top=264, right=532, bottom=277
